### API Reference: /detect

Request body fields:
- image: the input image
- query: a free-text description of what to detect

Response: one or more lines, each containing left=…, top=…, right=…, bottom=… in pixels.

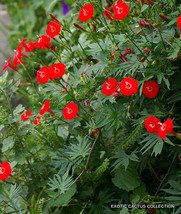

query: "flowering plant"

left=1, top=0, right=181, bottom=213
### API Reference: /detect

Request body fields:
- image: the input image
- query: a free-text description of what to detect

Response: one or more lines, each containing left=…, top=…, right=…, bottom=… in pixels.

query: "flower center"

left=40, top=71, right=46, bottom=78
left=106, top=82, right=111, bottom=89
left=117, top=7, right=123, bottom=14
left=161, top=124, right=166, bottom=131
left=67, top=108, right=73, bottom=114
left=50, top=25, right=56, bottom=32
left=83, top=9, right=89, bottom=16
left=16, top=51, right=20, bottom=57
left=38, top=38, right=42, bottom=43
left=149, top=123, right=155, bottom=128
left=125, top=81, right=132, bottom=89
left=54, top=67, right=60, bottom=73
left=146, top=86, right=153, bottom=92
left=0, top=167, right=5, bottom=174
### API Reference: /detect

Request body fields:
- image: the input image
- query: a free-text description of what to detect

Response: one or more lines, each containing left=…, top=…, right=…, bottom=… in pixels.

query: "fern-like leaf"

left=48, top=172, right=73, bottom=194
left=92, top=158, right=109, bottom=182
left=114, top=123, right=144, bottom=152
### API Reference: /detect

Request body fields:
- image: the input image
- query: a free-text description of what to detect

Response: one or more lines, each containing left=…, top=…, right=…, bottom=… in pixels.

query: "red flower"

left=49, top=63, right=66, bottom=79
left=79, top=4, right=94, bottom=22
left=158, top=119, right=173, bottom=139
left=33, top=116, right=41, bottom=125
left=24, top=42, right=35, bottom=52
left=92, top=129, right=98, bottom=136
left=142, top=81, right=159, bottom=98
left=103, top=7, right=113, bottom=22
left=102, top=78, right=118, bottom=96
left=113, top=1, right=129, bottom=20
left=177, top=15, right=181, bottom=37
left=46, top=21, right=61, bottom=38
left=21, top=110, right=32, bottom=121
left=63, top=103, right=78, bottom=120
left=37, top=66, right=50, bottom=84
left=27, top=110, right=32, bottom=116
left=178, top=15, right=181, bottom=28
left=13, top=46, right=26, bottom=66
left=144, top=116, right=160, bottom=133
left=21, top=113, right=29, bottom=121
left=119, top=77, right=138, bottom=96
left=18, top=39, right=34, bottom=52
left=35, top=35, right=51, bottom=50
left=124, top=48, right=131, bottom=56
left=39, top=101, right=50, bottom=115
left=0, top=162, right=12, bottom=181
left=3, top=57, right=20, bottom=73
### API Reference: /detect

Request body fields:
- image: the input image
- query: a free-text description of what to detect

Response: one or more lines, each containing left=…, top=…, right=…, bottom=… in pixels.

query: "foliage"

left=0, top=0, right=181, bottom=213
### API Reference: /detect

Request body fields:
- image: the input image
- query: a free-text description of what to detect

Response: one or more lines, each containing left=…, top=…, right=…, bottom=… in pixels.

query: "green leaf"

left=57, top=126, right=69, bottom=139
left=2, top=136, right=15, bottom=152
left=111, top=150, right=139, bottom=171
left=13, top=104, right=24, bottom=115
left=152, top=138, right=164, bottom=156
left=47, top=184, right=76, bottom=207
left=112, top=163, right=141, bottom=191
left=48, top=172, right=73, bottom=193
left=0, top=71, right=8, bottom=86
left=141, top=4, right=149, bottom=12
left=67, top=136, right=91, bottom=162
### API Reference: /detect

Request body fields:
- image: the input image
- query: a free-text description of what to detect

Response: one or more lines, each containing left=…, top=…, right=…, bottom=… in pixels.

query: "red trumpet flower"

left=37, top=66, right=50, bottom=84
left=33, top=116, right=41, bottom=125
left=102, top=78, right=118, bottom=96
left=24, top=42, right=35, bottom=52
left=119, top=77, right=138, bottom=96
left=46, top=21, right=61, bottom=38
left=21, top=113, right=29, bottom=121
left=49, top=63, right=66, bottom=79
left=113, top=1, right=129, bottom=20
left=39, top=101, right=50, bottom=115
left=158, top=119, right=173, bottom=139
left=103, top=7, right=113, bottom=22
left=142, top=81, right=159, bottom=98
left=35, top=35, right=54, bottom=51
left=144, top=116, right=160, bottom=133
left=79, top=4, right=94, bottom=22
left=21, top=110, right=32, bottom=121
left=18, top=38, right=34, bottom=52
left=13, top=46, right=29, bottom=66
left=63, top=103, right=78, bottom=120
left=177, top=14, right=181, bottom=38
left=0, top=162, right=12, bottom=181
left=3, top=57, right=20, bottom=73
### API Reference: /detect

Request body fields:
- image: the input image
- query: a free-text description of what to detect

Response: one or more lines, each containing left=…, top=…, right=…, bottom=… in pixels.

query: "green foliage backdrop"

left=0, top=0, right=181, bottom=213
